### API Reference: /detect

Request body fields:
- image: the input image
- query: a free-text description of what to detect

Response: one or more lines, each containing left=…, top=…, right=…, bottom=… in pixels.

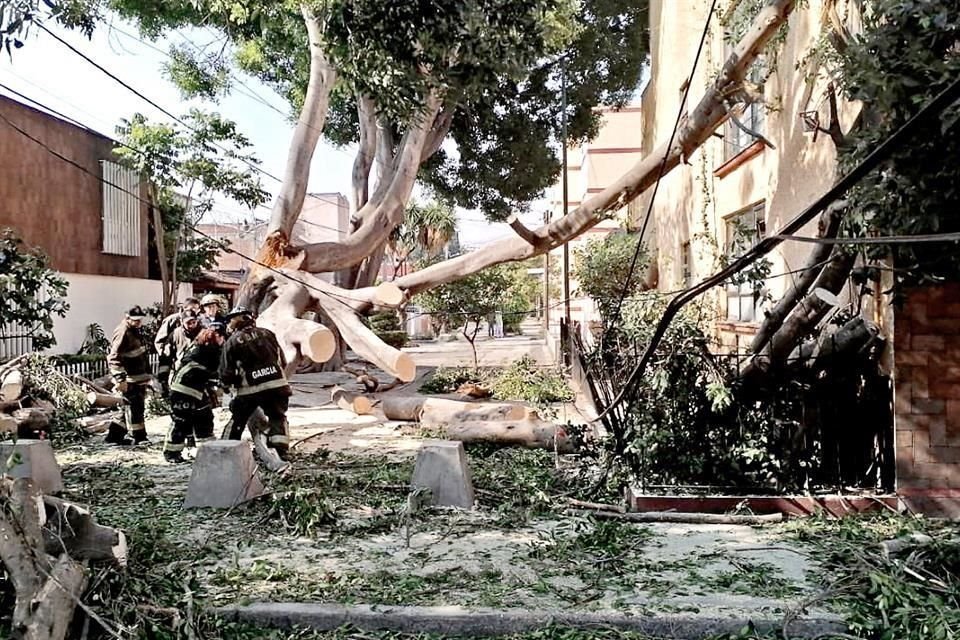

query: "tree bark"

left=331, top=385, right=373, bottom=415
left=431, top=420, right=575, bottom=453
left=381, top=397, right=529, bottom=422
left=148, top=184, right=172, bottom=314
left=384, top=0, right=799, bottom=302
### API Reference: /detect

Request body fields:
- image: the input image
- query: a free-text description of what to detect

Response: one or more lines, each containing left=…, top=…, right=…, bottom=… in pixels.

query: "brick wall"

left=0, top=95, right=149, bottom=278
left=894, top=284, right=960, bottom=517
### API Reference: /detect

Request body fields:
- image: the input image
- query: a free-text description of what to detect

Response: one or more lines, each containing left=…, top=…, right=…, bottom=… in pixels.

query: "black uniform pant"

left=123, top=383, right=148, bottom=434
left=164, top=392, right=214, bottom=453
left=226, top=389, right=291, bottom=454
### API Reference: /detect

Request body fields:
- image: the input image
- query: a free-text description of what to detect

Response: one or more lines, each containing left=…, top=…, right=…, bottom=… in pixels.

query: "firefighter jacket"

left=170, top=325, right=200, bottom=371
left=169, top=341, right=222, bottom=401
left=154, top=312, right=182, bottom=358
left=108, top=322, right=152, bottom=384
left=219, top=326, right=289, bottom=397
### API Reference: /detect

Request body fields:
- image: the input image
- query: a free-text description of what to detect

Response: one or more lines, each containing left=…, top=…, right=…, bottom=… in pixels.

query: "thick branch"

left=749, top=203, right=845, bottom=356
left=420, top=108, right=454, bottom=162
left=351, top=95, right=378, bottom=220
left=506, top=215, right=541, bottom=247
left=389, top=0, right=799, bottom=300
left=266, top=6, right=337, bottom=240
left=297, top=94, right=443, bottom=273
left=742, top=247, right=856, bottom=379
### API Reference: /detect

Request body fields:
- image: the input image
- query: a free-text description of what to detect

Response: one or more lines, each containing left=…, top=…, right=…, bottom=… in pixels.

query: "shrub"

left=368, top=311, right=407, bottom=349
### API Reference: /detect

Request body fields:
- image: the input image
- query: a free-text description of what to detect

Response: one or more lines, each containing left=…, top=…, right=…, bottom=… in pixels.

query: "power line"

left=36, top=21, right=349, bottom=232
left=606, top=0, right=720, bottom=330
left=774, top=231, right=960, bottom=245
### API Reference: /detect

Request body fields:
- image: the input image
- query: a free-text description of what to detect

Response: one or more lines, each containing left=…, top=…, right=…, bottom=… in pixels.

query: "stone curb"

left=211, top=603, right=847, bottom=639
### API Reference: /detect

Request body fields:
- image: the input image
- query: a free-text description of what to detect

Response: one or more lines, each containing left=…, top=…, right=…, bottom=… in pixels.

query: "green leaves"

left=0, top=229, right=69, bottom=351
left=573, top=230, right=648, bottom=324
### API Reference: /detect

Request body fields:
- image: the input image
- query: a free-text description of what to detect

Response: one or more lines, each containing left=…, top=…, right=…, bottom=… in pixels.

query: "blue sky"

left=0, top=18, right=544, bottom=246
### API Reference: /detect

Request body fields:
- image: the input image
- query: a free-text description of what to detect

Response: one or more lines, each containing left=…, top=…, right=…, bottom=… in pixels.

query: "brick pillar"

left=894, top=284, right=960, bottom=517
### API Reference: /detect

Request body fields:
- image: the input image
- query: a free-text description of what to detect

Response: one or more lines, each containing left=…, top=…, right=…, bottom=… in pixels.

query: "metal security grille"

left=100, top=160, right=141, bottom=256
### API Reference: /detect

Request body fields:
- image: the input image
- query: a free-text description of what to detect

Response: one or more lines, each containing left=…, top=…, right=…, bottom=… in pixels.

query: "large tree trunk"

left=243, top=5, right=336, bottom=283
left=240, top=0, right=799, bottom=378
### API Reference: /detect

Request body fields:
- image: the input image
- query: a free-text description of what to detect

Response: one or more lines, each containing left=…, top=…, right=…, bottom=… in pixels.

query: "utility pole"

left=561, top=62, right=572, bottom=364
left=543, top=209, right=550, bottom=336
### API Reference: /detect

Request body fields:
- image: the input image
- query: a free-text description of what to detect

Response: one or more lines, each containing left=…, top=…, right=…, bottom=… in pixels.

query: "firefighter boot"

left=104, top=421, right=132, bottom=446
left=163, top=450, right=187, bottom=464
left=132, top=429, right=150, bottom=445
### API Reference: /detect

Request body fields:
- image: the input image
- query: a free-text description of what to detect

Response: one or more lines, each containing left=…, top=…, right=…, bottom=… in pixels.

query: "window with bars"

left=724, top=202, right=766, bottom=323
left=722, top=0, right=767, bottom=161
left=100, top=160, right=141, bottom=256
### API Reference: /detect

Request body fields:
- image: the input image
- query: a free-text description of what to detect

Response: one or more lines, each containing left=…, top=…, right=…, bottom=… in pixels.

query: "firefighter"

left=169, top=309, right=203, bottom=370
left=107, top=306, right=153, bottom=445
left=154, top=297, right=201, bottom=395
left=163, top=326, right=224, bottom=463
left=199, top=293, right=226, bottom=333
left=219, top=307, right=292, bottom=460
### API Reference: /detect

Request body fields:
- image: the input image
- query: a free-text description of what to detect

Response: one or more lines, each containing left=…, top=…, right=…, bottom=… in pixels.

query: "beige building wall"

left=642, top=0, right=862, bottom=354
left=549, top=106, right=644, bottom=333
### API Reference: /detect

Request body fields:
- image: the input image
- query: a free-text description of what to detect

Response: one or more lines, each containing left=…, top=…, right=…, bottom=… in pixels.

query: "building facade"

left=0, top=94, right=190, bottom=355
left=547, top=105, right=645, bottom=339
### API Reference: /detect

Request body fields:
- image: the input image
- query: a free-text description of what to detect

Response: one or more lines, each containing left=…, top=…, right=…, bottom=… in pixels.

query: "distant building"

left=196, top=192, right=351, bottom=298
left=0, top=94, right=191, bottom=356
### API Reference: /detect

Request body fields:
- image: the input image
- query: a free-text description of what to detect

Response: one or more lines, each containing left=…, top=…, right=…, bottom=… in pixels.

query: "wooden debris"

left=456, top=382, right=492, bottom=399
left=331, top=385, right=373, bottom=415
left=86, top=391, right=123, bottom=408
left=42, top=495, right=127, bottom=565
left=1, top=368, right=24, bottom=403
left=0, top=478, right=90, bottom=640
left=569, top=509, right=784, bottom=525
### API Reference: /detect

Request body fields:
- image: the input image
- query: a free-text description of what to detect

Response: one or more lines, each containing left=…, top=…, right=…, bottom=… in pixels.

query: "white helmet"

left=200, top=293, right=220, bottom=307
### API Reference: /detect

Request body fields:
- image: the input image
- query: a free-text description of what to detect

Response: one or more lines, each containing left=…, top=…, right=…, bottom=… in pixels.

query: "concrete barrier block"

left=0, top=439, right=63, bottom=494
left=410, top=440, right=475, bottom=509
left=184, top=441, right=265, bottom=509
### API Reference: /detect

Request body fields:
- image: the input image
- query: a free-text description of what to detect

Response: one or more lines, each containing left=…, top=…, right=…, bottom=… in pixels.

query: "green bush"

left=490, top=356, right=573, bottom=405
left=368, top=311, right=407, bottom=349
left=419, top=366, right=482, bottom=394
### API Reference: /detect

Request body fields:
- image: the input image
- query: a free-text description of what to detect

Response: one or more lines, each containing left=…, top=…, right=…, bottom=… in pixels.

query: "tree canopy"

left=4, top=0, right=648, bottom=221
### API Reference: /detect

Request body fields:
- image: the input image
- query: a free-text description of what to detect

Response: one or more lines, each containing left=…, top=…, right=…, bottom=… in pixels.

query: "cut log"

left=437, top=420, right=574, bottom=453
left=382, top=397, right=528, bottom=422
left=42, top=495, right=127, bottom=565
left=570, top=510, right=784, bottom=525
left=0, top=414, right=15, bottom=435
left=374, top=282, right=404, bottom=307
left=77, top=415, right=119, bottom=434
left=1, top=368, right=23, bottom=402
left=331, top=385, right=373, bottom=415
left=86, top=391, right=123, bottom=408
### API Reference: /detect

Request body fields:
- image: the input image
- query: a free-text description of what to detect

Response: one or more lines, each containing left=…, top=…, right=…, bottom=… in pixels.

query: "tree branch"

left=265, top=5, right=337, bottom=241
left=506, top=214, right=542, bottom=247
left=296, top=92, right=443, bottom=273
left=420, top=107, right=454, bottom=163
left=748, top=202, right=846, bottom=356
left=351, top=95, right=378, bottom=221
left=386, top=0, right=799, bottom=301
